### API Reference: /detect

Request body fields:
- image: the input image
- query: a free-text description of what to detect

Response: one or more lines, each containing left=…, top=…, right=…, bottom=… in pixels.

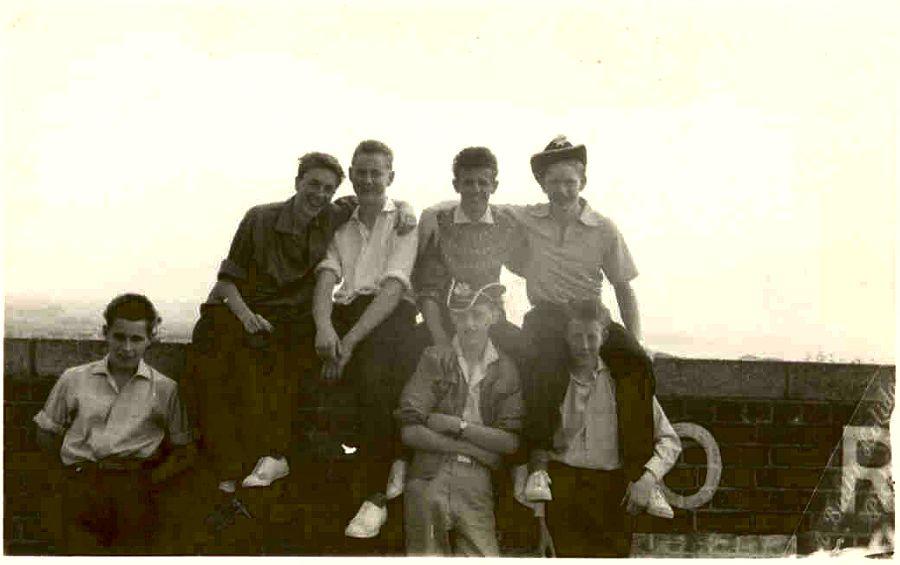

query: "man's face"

left=450, top=302, right=496, bottom=351
left=540, top=161, right=585, bottom=208
left=349, top=152, right=394, bottom=207
left=104, top=318, right=152, bottom=372
left=453, top=166, right=498, bottom=219
left=295, top=167, right=341, bottom=216
left=566, top=318, right=605, bottom=369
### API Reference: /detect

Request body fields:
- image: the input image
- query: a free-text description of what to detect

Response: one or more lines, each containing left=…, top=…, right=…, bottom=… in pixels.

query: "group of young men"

left=34, top=136, right=682, bottom=557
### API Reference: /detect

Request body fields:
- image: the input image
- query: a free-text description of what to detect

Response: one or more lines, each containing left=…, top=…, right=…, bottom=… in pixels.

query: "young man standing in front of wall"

left=395, top=281, right=524, bottom=556
left=523, top=298, right=681, bottom=557
left=312, top=139, right=419, bottom=540
left=33, top=294, right=193, bottom=554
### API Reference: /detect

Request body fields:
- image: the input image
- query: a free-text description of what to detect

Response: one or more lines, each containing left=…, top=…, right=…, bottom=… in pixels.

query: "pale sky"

left=2, top=0, right=896, bottom=362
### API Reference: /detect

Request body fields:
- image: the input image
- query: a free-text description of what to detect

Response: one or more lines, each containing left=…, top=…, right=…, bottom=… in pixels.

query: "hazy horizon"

left=3, top=0, right=896, bottom=365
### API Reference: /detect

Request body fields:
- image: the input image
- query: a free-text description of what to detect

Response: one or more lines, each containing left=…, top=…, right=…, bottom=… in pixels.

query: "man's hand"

left=624, top=471, right=657, bottom=515
left=315, top=323, right=341, bottom=361
left=536, top=516, right=556, bottom=557
left=239, top=311, right=273, bottom=335
left=432, top=340, right=457, bottom=372
left=426, top=413, right=462, bottom=436
left=394, top=200, right=418, bottom=235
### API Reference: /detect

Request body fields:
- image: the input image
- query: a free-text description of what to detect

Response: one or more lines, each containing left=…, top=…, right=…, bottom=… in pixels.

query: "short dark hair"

left=296, top=152, right=345, bottom=185
left=452, top=146, right=498, bottom=179
left=352, top=139, right=394, bottom=168
left=103, top=293, right=161, bottom=334
left=565, top=298, right=612, bottom=329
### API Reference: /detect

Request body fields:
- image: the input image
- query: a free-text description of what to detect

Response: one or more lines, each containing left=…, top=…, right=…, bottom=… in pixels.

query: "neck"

left=460, top=202, right=487, bottom=221
left=108, top=361, right=137, bottom=381
left=358, top=198, right=385, bottom=227
left=460, top=340, right=488, bottom=365
left=549, top=199, right=581, bottom=224
left=291, top=195, right=316, bottom=224
left=571, top=359, right=598, bottom=379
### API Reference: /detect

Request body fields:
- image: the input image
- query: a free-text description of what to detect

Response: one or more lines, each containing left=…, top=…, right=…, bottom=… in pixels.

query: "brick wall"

left=4, top=338, right=894, bottom=556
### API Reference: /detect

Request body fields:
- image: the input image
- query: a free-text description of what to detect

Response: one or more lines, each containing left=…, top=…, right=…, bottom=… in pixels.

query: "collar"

left=351, top=197, right=396, bottom=221
left=527, top=198, right=604, bottom=227
left=275, top=195, right=324, bottom=235
left=569, top=357, right=609, bottom=388
left=451, top=336, right=499, bottom=383
left=453, top=205, right=494, bottom=225
left=92, top=356, right=153, bottom=381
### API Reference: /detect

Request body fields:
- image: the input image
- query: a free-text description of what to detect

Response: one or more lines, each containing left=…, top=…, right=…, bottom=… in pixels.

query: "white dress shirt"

left=551, top=357, right=681, bottom=480
left=316, top=198, right=418, bottom=305
left=452, top=336, right=500, bottom=425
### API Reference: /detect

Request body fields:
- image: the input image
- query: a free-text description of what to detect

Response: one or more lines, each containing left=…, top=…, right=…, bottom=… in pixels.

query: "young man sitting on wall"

left=523, top=298, right=681, bottom=557
left=33, top=293, right=194, bottom=554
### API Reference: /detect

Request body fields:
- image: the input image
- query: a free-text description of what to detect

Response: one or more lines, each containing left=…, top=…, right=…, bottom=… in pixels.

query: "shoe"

left=344, top=500, right=387, bottom=539
left=385, top=459, right=407, bottom=500
left=525, top=470, right=553, bottom=502
left=647, top=484, right=674, bottom=519
left=241, top=456, right=290, bottom=488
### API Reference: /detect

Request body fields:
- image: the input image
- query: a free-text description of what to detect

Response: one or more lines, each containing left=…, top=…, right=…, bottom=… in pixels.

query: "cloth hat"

left=529, top=135, right=587, bottom=181
left=446, top=279, right=506, bottom=312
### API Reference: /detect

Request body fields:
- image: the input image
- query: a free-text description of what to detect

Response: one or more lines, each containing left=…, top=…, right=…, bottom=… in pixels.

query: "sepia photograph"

left=2, top=0, right=895, bottom=557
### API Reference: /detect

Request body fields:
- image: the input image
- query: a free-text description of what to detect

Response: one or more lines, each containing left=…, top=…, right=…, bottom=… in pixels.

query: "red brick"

left=715, top=401, right=745, bottom=422
left=756, top=468, right=823, bottom=489
left=768, top=489, right=816, bottom=512
left=745, top=402, right=773, bottom=423
left=680, top=443, right=707, bottom=465
left=771, top=445, right=835, bottom=467
left=683, top=399, right=715, bottom=422
left=721, top=445, right=769, bottom=467
left=663, top=467, right=697, bottom=489
left=712, top=424, right=758, bottom=444
left=803, top=403, right=831, bottom=425
left=757, top=425, right=836, bottom=445
left=773, top=402, right=805, bottom=425
left=720, top=468, right=754, bottom=488
left=754, top=512, right=803, bottom=534
left=696, top=511, right=754, bottom=533
left=831, top=403, right=856, bottom=426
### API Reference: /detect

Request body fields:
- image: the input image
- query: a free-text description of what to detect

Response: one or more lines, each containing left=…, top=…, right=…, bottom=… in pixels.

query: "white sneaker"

left=241, top=456, right=290, bottom=488
left=647, top=484, right=674, bottom=519
left=344, top=500, right=387, bottom=539
left=385, top=459, right=407, bottom=500
left=525, top=470, right=553, bottom=502
left=218, top=480, right=237, bottom=494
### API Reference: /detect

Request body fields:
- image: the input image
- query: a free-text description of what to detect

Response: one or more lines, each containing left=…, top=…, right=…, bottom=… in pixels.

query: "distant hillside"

left=5, top=297, right=199, bottom=343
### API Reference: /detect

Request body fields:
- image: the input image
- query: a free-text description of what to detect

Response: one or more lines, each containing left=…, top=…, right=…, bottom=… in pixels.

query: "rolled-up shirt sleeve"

left=378, top=220, right=418, bottom=291
left=395, top=348, right=442, bottom=427
left=315, top=237, right=343, bottom=281
left=601, top=221, right=639, bottom=285
left=644, top=396, right=682, bottom=480
left=218, top=208, right=256, bottom=282
left=165, top=384, right=193, bottom=446
left=33, top=371, right=73, bottom=435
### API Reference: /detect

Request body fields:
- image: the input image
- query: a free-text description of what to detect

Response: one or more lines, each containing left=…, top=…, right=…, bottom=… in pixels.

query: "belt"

left=452, top=453, right=480, bottom=466
left=71, top=458, right=152, bottom=472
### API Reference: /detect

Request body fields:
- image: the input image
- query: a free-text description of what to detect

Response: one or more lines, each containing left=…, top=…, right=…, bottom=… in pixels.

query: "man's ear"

left=452, top=178, right=461, bottom=195
left=101, top=324, right=109, bottom=338
left=294, top=176, right=302, bottom=192
left=387, top=170, right=395, bottom=186
left=489, top=307, right=500, bottom=325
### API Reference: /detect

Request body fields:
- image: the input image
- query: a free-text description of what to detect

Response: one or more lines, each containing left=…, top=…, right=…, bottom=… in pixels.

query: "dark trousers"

left=62, top=467, right=158, bottom=554
left=545, top=462, right=632, bottom=557
left=329, top=296, right=418, bottom=496
left=185, top=304, right=318, bottom=480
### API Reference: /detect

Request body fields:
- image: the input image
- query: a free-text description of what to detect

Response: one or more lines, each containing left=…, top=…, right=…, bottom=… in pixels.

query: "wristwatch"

left=457, top=419, right=468, bottom=438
